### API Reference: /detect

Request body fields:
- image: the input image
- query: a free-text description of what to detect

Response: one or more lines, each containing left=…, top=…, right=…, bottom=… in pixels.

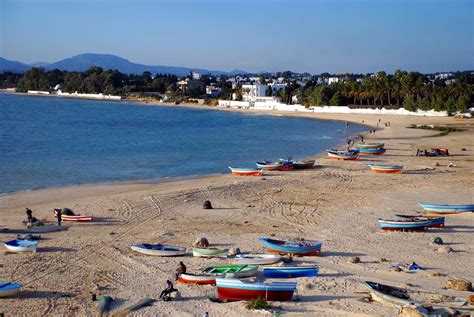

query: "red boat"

left=215, top=278, right=297, bottom=301
left=61, top=215, right=93, bottom=222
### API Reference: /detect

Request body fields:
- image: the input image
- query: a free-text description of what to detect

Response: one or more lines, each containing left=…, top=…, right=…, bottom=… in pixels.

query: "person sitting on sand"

left=25, top=208, right=42, bottom=227
left=159, top=280, right=178, bottom=300
left=175, top=261, right=187, bottom=280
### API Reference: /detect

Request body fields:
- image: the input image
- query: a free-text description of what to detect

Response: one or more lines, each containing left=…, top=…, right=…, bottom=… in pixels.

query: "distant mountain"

left=0, top=57, right=31, bottom=73
left=0, top=53, right=249, bottom=76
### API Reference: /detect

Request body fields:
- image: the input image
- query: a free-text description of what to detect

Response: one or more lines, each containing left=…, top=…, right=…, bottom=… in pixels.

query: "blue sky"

left=1, top=0, right=473, bottom=73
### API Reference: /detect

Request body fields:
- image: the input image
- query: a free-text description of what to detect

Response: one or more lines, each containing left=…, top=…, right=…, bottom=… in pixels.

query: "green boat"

left=202, top=265, right=259, bottom=278
left=192, top=247, right=228, bottom=257
left=293, top=160, right=315, bottom=169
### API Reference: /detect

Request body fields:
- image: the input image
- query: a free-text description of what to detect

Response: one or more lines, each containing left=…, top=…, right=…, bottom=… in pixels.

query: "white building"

left=328, top=77, right=340, bottom=85
left=268, top=83, right=286, bottom=94
left=191, top=71, right=201, bottom=80
left=241, top=83, right=268, bottom=102
left=206, top=85, right=222, bottom=96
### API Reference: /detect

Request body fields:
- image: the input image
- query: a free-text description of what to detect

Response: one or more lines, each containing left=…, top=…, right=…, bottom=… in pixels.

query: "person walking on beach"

left=175, top=261, right=187, bottom=280
left=54, top=208, right=62, bottom=226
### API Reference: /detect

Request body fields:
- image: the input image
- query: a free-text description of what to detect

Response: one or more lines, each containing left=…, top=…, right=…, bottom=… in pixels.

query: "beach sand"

left=1, top=109, right=473, bottom=316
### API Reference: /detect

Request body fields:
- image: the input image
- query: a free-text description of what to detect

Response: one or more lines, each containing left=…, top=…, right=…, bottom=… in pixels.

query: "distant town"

left=1, top=66, right=473, bottom=115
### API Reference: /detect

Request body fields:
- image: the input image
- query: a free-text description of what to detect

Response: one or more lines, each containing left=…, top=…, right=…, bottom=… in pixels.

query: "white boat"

left=233, top=254, right=282, bottom=265
left=130, top=244, right=186, bottom=256
left=4, top=239, right=38, bottom=252
left=0, top=282, right=22, bottom=297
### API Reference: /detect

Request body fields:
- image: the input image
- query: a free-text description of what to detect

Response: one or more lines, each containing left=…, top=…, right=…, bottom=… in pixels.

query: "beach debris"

left=304, top=282, right=315, bottom=290
left=433, top=162, right=440, bottom=167
left=348, top=256, right=361, bottom=264
left=228, top=247, right=241, bottom=256
left=97, top=295, right=113, bottom=316
left=407, top=262, right=422, bottom=271
left=429, top=271, right=445, bottom=277
left=437, top=246, right=453, bottom=254
left=468, top=295, right=474, bottom=304
left=447, top=162, right=456, bottom=167
left=378, top=258, right=388, bottom=263
left=430, top=237, right=443, bottom=245
left=398, top=305, right=429, bottom=317
left=446, top=279, right=472, bottom=291
left=113, top=298, right=155, bottom=316
left=461, top=148, right=466, bottom=151
left=203, top=200, right=213, bottom=209
left=193, top=237, right=209, bottom=248
left=390, top=267, right=403, bottom=273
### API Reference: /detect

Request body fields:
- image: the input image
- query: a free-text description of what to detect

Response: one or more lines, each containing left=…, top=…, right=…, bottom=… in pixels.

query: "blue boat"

left=378, top=218, right=431, bottom=231
left=258, top=238, right=322, bottom=255
left=419, top=203, right=474, bottom=214
left=263, top=266, right=319, bottom=278
left=358, top=148, right=386, bottom=155
left=0, top=282, right=22, bottom=297
left=395, top=215, right=445, bottom=228
left=256, top=160, right=293, bottom=171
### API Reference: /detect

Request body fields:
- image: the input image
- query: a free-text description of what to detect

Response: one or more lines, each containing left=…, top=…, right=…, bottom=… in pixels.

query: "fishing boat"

left=368, top=164, right=403, bottom=174
left=203, top=265, right=258, bottom=278
left=292, top=160, right=315, bottom=169
left=0, top=282, right=22, bottom=297
left=4, top=239, right=38, bottom=252
left=228, top=167, right=263, bottom=176
left=256, top=160, right=293, bottom=171
left=130, top=244, right=186, bottom=256
left=362, top=281, right=412, bottom=308
left=326, top=149, right=359, bottom=160
left=258, top=238, right=322, bottom=256
left=357, top=143, right=385, bottom=149
left=178, top=273, right=217, bottom=285
left=233, top=254, right=282, bottom=265
left=418, top=203, right=474, bottom=214
left=378, top=219, right=431, bottom=231
left=358, top=148, right=386, bottom=155
left=395, top=215, right=445, bottom=228
left=215, top=278, right=297, bottom=301
left=192, top=247, right=228, bottom=257
left=61, top=215, right=93, bottom=222
left=263, top=266, right=319, bottom=278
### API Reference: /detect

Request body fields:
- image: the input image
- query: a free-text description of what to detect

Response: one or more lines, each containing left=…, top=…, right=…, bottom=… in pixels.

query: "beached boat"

left=203, top=265, right=259, bottom=278
left=1, top=224, right=66, bottom=235
left=228, top=167, right=263, bottom=176
left=378, top=219, right=431, bottom=231
left=0, top=282, right=22, bottom=297
left=418, top=203, right=474, bottom=214
left=258, top=238, right=322, bottom=256
left=363, top=281, right=412, bottom=308
left=233, top=254, right=282, bottom=265
left=358, top=148, right=386, bottom=155
left=326, top=149, right=359, bottom=160
left=292, top=160, right=315, bottom=169
left=215, top=278, right=297, bottom=301
left=130, top=244, right=186, bottom=256
left=4, top=239, right=38, bottom=252
left=192, top=247, right=228, bottom=257
left=263, top=266, right=319, bottom=278
left=178, top=273, right=217, bottom=285
left=368, top=164, right=403, bottom=174
left=256, top=160, right=293, bottom=171
left=357, top=143, right=385, bottom=149
left=395, top=215, right=445, bottom=228
left=61, top=215, right=93, bottom=222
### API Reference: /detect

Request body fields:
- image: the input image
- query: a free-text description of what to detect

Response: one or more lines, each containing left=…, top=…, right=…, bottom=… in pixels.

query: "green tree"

left=329, top=91, right=342, bottom=106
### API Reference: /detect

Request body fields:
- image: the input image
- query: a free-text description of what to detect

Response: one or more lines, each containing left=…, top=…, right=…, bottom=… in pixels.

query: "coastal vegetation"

left=1, top=67, right=472, bottom=113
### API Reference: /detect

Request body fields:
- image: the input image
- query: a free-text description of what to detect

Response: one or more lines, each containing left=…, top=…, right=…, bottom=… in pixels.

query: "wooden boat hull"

left=358, top=148, right=386, bottom=155
left=293, top=160, right=315, bottom=169
left=256, top=161, right=293, bottom=171
left=192, top=247, right=228, bottom=257
left=178, top=273, right=216, bottom=285
left=419, top=203, right=474, bottom=214
left=62, top=215, right=93, bottom=222
left=233, top=254, right=282, bottom=265
left=259, top=238, right=322, bottom=256
left=0, top=283, right=22, bottom=297
left=395, top=215, right=445, bottom=228
left=263, top=266, right=319, bottom=278
left=203, top=265, right=259, bottom=278
left=216, top=278, right=297, bottom=301
left=228, top=167, right=263, bottom=176
left=131, top=244, right=186, bottom=256
left=368, top=164, right=403, bottom=174
left=4, top=240, right=38, bottom=252
left=363, top=281, right=412, bottom=308
left=378, top=219, right=431, bottom=231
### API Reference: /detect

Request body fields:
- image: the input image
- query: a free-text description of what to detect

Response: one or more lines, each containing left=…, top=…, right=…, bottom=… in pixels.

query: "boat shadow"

left=38, top=247, right=76, bottom=253
left=432, top=225, right=474, bottom=233
left=403, top=169, right=434, bottom=174
left=318, top=272, right=353, bottom=278
left=294, top=294, right=357, bottom=303
left=323, top=251, right=367, bottom=257
left=17, top=290, right=75, bottom=299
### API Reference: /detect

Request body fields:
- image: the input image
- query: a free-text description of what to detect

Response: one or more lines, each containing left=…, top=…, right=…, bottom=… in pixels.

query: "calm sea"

left=0, top=92, right=366, bottom=193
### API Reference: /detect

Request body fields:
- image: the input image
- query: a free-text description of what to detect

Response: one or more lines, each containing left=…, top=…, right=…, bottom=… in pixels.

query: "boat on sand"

left=258, top=238, right=322, bottom=256
left=263, top=266, right=319, bottom=278
left=233, top=254, right=282, bottom=265
left=0, top=282, right=22, bottom=297
left=418, top=203, right=474, bottom=214
left=4, top=239, right=38, bottom=252
left=192, top=247, right=228, bottom=257
left=363, top=281, right=413, bottom=308
left=216, top=278, right=297, bottom=301
left=178, top=265, right=258, bottom=285
left=368, top=164, right=403, bottom=174
left=378, top=218, right=431, bottom=231
left=228, top=167, right=263, bottom=176
left=326, top=149, right=359, bottom=160
left=395, top=214, right=445, bottom=228
left=130, top=244, right=186, bottom=256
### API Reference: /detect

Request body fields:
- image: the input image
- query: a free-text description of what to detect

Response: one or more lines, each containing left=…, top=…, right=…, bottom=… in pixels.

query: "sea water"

left=0, top=92, right=366, bottom=193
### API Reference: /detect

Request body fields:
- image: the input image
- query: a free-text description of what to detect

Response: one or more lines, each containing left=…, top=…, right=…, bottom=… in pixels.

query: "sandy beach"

left=1, top=109, right=473, bottom=316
